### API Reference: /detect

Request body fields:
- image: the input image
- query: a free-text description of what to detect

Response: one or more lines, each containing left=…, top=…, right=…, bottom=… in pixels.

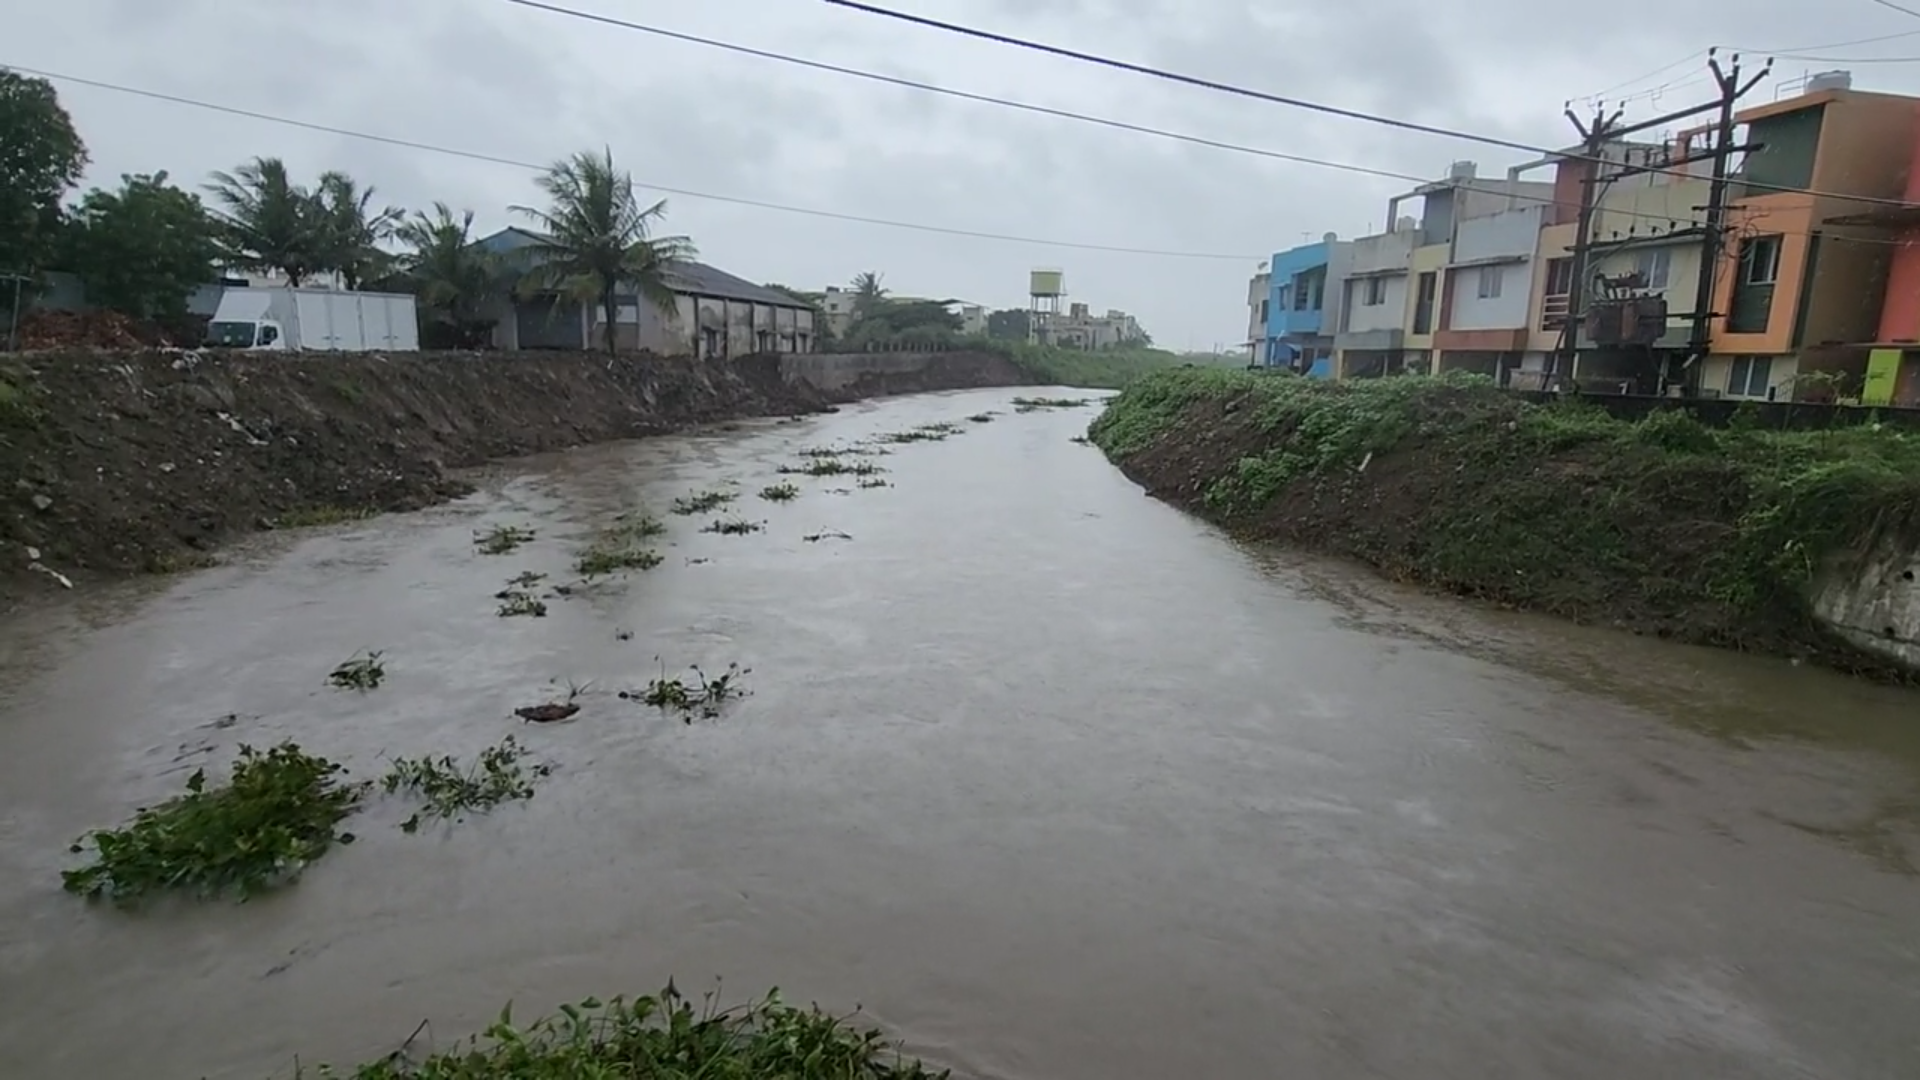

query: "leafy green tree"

left=844, top=297, right=962, bottom=348
left=985, top=307, right=1030, bottom=341
left=0, top=71, right=87, bottom=275
left=511, top=148, right=694, bottom=356
left=316, top=171, right=402, bottom=290
left=395, top=202, right=501, bottom=345
left=60, top=171, right=222, bottom=321
left=204, top=157, right=324, bottom=285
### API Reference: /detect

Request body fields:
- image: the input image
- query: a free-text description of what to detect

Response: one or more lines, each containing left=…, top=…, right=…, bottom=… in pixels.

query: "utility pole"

left=1552, top=82, right=1760, bottom=390
left=1683, top=51, right=1771, bottom=394
left=1552, top=106, right=1621, bottom=388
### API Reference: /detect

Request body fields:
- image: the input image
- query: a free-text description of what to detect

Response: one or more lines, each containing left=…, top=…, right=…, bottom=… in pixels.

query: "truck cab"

left=204, top=319, right=285, bottom=349
left=206, top=289, right=288, bottom=350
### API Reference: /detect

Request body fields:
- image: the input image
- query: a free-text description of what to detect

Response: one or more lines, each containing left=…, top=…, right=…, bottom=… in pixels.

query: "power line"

left=3, top=58, right=1908, bottom=260
left=497, top=0, right=1727, bottom=234
left=1864, top=0, right=1920, bottom=21
left=0, top=62, right=1261, bottom=262
left=1733, top=27, right=1920, bottom=52
left=820, top=0, right=1920, bottom=210
left=1584, top=50, right=1708, bottom=101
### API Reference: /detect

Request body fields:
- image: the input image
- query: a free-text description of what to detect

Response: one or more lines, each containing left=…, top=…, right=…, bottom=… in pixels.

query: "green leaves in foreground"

left=293, top=986, right=947, bottom=1079
left=62, top=743, right=364, bottom=902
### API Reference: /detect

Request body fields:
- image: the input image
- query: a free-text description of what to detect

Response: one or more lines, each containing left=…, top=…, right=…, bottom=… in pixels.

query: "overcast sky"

left=11, top=0, right=1920, bottom=350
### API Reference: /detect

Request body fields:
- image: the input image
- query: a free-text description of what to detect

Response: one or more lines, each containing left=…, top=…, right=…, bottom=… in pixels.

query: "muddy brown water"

left=1, top=388, right=1917, bottom=1079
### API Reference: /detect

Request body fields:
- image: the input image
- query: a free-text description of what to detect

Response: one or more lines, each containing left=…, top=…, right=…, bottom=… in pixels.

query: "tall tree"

left=316, top=171, right=402, bottom=290
left=510, top=148, right=694, bottom=356
left=395, top=201, right=500, bottom=337
left=204, top=157, right=324, bottom=285
left=0, top=71, right=87, bottom=276
left=60, top=171, right=221, bottom=321
left=848, top=270, right=887, bottom=321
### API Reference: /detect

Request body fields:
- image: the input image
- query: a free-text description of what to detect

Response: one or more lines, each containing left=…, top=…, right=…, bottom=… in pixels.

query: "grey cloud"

left=10, top=0, right=1916, bottom=347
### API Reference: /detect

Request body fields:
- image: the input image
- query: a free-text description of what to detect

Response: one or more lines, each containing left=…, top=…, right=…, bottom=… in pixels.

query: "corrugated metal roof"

left=472, top=228, right=807, bottom=309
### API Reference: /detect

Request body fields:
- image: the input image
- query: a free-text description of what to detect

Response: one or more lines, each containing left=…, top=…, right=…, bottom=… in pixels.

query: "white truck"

left=205, top=287, right=421, bottom=352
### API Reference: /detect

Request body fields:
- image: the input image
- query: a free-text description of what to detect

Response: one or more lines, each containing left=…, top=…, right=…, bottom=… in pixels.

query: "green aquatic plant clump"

left=288, top=985, right=947, bottom=1078
left=1088, top=367, right=1920, bottom=670
left=62, top=743, right=366, bottom=902
left=383, top=736, right=553, bottom=832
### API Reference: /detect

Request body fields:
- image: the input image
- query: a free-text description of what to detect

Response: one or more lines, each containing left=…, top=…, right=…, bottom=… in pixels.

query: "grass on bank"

left=288, top=985, right=946, bottom=1078
left=1088, top=367, right=1920, bottom=639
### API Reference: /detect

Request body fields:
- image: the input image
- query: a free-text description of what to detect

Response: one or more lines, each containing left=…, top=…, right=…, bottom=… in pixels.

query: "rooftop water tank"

left=1322, top=232, right=1339, bottom=244
left=1808, top=70, right=1853, bottom=92
left=1448, top=160, right=1478, bottom=181
left=1395, top=216, right=1418, bottom=232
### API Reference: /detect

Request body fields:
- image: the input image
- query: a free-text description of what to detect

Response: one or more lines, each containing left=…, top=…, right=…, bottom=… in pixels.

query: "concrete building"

left=477, top=228, right=816, bottom=357
left=1262, top=235, right=1351, bottom=375
left=1434, top=203, right=1550, bottom=380
left=1704, top=73, right=1915, bottom=401
left=1038, top=302, right=1146, bottom=349
left=1244, top=264, right=1271, bottom=362
left=1333, top=162, right=1555, bottom=379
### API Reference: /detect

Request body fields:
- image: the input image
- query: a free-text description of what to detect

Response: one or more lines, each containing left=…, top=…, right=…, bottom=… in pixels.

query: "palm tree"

left=204, top=157, right=323, bottom=285
left=510, top=148, right=695, bottom=356
left=395, top=202, right=500, bottom=330
left=317, top=171, right=403, bottom=290
left=849, top=270, right=888, bottom=321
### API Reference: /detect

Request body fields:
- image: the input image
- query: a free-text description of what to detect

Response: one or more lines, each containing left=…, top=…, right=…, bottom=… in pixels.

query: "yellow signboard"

left=1864, top=348, right=1901, bottom=407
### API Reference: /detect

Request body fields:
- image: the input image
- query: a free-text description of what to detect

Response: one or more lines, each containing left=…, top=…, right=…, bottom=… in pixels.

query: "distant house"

left=473, top=227, right=817, bottom=357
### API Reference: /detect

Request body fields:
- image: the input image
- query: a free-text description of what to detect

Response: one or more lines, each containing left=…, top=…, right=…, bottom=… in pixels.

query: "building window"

left=1275, top=286, right=1290, bottom=311
left=1544, top=257, right=1573, bottom=297
left=1293, top=276, right=1311, bottom=310
left=1727, top=355, right=1774, bottom=399
left=1258, top=298, right=1269, bottom=323
left=1412, top=272, right=1436, bottom=334
left=1633, top=248, right=1671, bottom=289
left=1741, top=236, right=1782, bottom=285
left=1364, top=277, right=1387, bottom=306
left=1476, top=265, right=1504, bottom=299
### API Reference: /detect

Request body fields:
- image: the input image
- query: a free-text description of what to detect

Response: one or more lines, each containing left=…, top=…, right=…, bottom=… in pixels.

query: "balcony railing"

left=1540, top=293, right=1570, bottom=331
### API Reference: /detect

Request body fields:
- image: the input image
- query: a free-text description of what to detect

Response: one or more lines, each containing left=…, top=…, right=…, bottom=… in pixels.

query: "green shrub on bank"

left=1088, top=368, right=1920, bottom=655
left=293, top=986, right=946, bottom=1078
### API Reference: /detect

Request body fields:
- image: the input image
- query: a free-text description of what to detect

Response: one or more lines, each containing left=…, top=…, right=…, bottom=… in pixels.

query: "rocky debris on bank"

left=1, top=348, right=1002, bottom=606
left=1088, top=367, right=1920, bottom=681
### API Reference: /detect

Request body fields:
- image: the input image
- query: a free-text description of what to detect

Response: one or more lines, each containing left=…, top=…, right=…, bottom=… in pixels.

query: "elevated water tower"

left=1028, top=268, right=1065, bottom=344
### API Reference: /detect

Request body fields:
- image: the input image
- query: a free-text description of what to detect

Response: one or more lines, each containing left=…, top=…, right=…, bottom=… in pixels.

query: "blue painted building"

left=1262, top=235, right=1350, bottom=377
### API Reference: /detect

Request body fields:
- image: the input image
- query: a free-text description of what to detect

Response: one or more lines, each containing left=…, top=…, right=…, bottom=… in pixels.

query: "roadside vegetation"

left=289, top=986, right=946, bottom=1078
left=1090, top=367, right=1920, bottom=675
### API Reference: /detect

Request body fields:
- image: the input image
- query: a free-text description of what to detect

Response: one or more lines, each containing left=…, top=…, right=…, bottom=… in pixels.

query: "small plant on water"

left=496, top=589, right=548, bottom=618
left=574, top=513, right=667, bottom=578
left=1012, top=396, right=1091, bottom=412
left=671, top=489, right=737, bottom=515
left=857, top=475, right=890, bottom=489
left=384, top=736, right=554, bottom=833
left=329, top=650, right=386, bottom=691
left=759, top=481, right=801, bottom=502
left=967, top=412, right=996, bottom=423
left=62, top=742, right=365, bottom=901
left=701, top=517, right=765, bottom=536
left=626, top=658, right=751, bottom=721
left=474, top=524, right=536, bottom=555
left=779, top=457, right=885, bottom=478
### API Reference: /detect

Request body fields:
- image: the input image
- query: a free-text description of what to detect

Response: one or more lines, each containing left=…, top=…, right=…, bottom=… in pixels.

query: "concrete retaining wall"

left=779, top=350, right=1033, bottom=401
left=1810, top=534, right=1920, bottom=670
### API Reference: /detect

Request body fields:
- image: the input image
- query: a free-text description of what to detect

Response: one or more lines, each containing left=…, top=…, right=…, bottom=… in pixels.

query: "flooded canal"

left=1, top=387, right=1916, bottom=1079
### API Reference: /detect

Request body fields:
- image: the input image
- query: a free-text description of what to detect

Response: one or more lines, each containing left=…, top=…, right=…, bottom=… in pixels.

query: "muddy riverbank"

left=1, top=387, right=1915, bottom=1079
left=0, top=348, right=1031, bottom=605
left=1090, top=368, right=1920, bottom=681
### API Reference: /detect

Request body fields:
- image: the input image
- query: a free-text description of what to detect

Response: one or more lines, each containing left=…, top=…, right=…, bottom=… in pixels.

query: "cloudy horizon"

left=10, top=0, right=1920, bottom=351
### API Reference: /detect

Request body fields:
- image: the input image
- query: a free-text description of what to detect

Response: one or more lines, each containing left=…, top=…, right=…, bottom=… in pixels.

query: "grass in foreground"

left=289, top=985, right=946, bottom=1078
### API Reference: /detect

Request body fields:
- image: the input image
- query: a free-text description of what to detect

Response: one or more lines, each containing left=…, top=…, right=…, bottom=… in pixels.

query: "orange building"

left=1702, top=74, right=1920, bottom=402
